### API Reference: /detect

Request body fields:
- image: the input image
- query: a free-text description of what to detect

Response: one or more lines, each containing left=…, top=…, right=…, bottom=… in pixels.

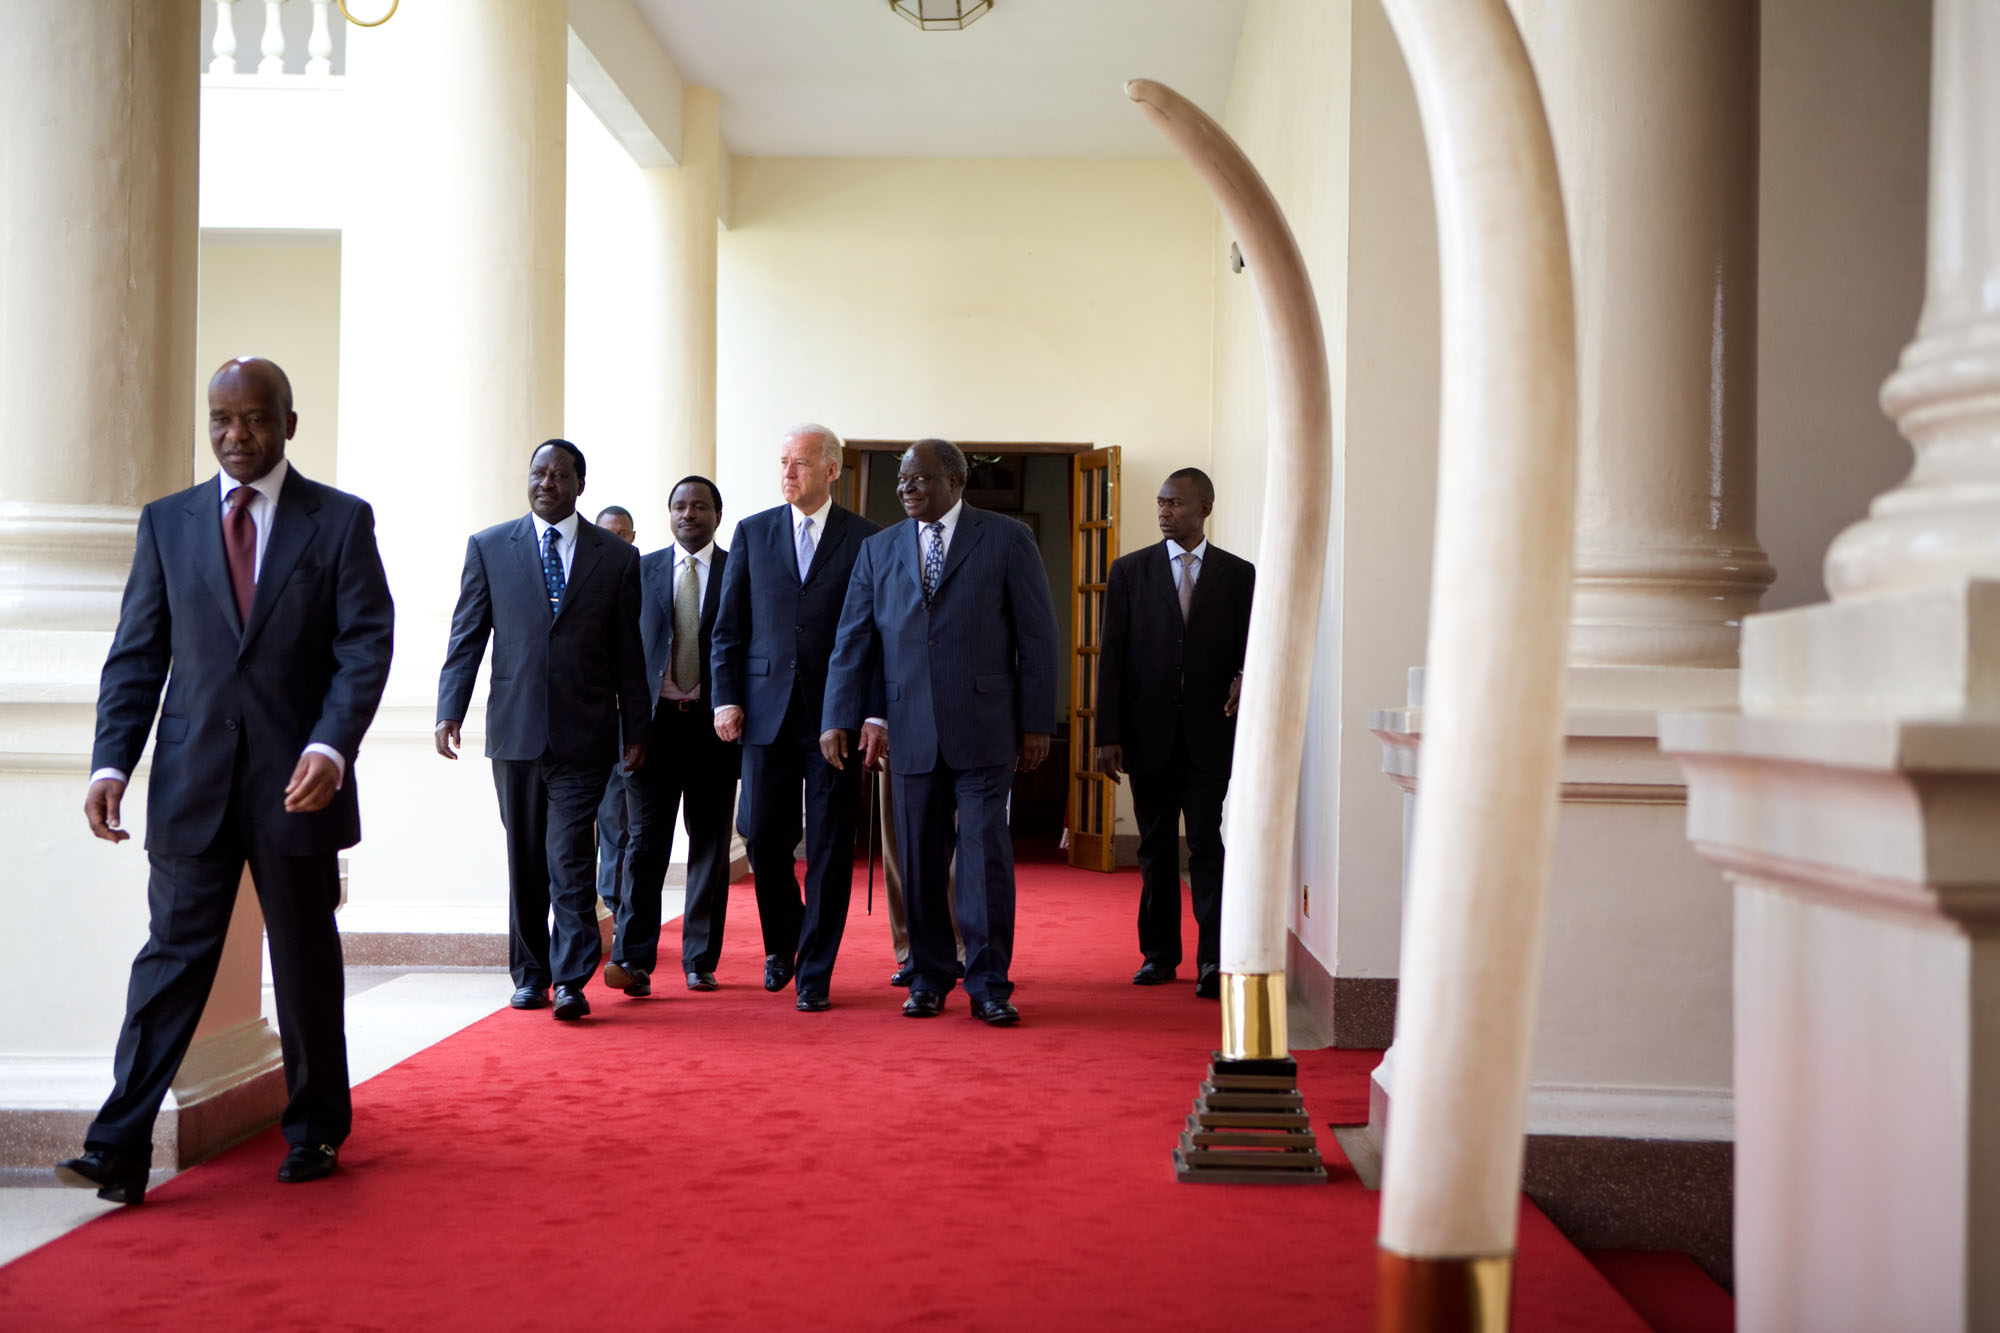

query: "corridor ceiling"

left=631, top=0, right=1250, bottom=158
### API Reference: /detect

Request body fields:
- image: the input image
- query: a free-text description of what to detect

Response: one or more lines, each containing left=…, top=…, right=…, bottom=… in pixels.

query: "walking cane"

left=863, top=758, right=878, bottom=916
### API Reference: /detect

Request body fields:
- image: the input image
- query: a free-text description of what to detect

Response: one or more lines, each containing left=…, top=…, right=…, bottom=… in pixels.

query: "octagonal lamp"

left=890, top=0, right=993, bottom=31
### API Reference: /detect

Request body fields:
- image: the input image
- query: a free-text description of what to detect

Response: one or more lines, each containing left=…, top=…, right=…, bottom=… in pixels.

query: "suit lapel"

left=898, top=517, right=924, bottom=599
left=1152, top=542, right=1183, bottom=620
left=701, top=547, right=726, bottom=631
left=937, top=507, right=987, bottom=595
left=513, top=515, right=547, bottom=618
left=184, top=482, right=242, bottom=637
left=240, top=470, right=319, bottom=651
left=558, top=521, right=603, bottom=624
left=803, top=507, right=844, bottom=587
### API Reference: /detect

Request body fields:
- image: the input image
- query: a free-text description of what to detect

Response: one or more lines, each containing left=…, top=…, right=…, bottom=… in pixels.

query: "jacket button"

left=927, top=639, right=937, bottom=647
left=786, top=660, right=795, bottom=671
left=225, top=718, right=239, bottom=731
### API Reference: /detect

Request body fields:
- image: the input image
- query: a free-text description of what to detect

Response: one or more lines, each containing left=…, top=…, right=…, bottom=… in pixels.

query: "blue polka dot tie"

left=922, top=521, right=945, bottom=606
left=542, top=525, right=566, bottom=616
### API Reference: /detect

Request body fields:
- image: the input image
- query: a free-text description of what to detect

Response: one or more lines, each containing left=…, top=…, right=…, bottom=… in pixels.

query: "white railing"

left=207, top=0, right=340, bottom=79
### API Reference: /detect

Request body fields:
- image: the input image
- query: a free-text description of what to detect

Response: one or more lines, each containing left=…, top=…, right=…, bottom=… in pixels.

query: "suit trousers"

left=895, top=759, right=1016, bottom=1004
left=878, top=765, right=964, bottom=968
left=737, top=688, right=857, bottom=996
left=1127, top=723, right=1229, bottom=971
left=89, top=768, right=350, bottom=1162
left=492, top=754, right=610, bottom=990
left=595, top=765, right=628, bottom=913
left=617, top=697, right=738, bottom=974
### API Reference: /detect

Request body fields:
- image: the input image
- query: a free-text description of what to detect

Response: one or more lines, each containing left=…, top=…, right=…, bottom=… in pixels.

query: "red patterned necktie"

left=225, top=486, right=257, bottom=625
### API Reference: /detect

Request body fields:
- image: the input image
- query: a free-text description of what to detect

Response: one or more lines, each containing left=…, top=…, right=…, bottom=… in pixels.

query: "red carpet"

left=2, top=863, right=1652, bottom=1331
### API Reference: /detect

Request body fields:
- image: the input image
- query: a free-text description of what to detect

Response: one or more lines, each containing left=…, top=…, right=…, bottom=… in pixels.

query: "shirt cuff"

left=88, top=768, right=129, bottom=787
left=303, top=743, right=347, bottom=788
left=864, top=717, right=888, bottom=730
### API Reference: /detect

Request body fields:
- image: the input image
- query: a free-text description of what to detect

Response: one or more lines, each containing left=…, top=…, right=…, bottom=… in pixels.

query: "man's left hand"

left=1225, top=673, right=1243, bottom=717
left=283, top=752, right=342, bottom=813
left=1017, top=732, right=1051, bottom=772
left=622, top=742, right=647, bottom=775
left=860, top=721, right=889, bottom=771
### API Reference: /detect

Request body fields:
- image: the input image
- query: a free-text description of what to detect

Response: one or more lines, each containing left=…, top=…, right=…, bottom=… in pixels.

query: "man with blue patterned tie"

left=436, top=440, right=651, bottom=1022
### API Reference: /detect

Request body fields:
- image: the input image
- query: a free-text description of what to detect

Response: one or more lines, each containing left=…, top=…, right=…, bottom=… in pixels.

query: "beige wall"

left=1757, top=0, right=1930, bottom=613
left=193, top=240, right=341, bottom=484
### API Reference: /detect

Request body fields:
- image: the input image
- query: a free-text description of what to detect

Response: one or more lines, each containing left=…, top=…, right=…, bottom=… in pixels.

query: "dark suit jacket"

left=640, top=544, right=738, bottom=770
left=710, top=502, right=879, bottom=747
left=1096, top=540, right=1254, bottom=776
left=91, top=468, right=395, bottom=857
left=823, top=506, right=1060, bottom=775
left=436, top=514, right=650, bottom=766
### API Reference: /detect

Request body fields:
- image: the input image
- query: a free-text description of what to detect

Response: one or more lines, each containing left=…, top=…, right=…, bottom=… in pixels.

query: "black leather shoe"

left=902, top=990, right=945, bottom=1018
left=764, top=956, right=793, bottom=992
left=796, top=992, right=831, bottom=1012
left=55, top=1148, right=147, bottom=1205
left=953, top=960, right=966, bottom=980
left=277, top=1142, right=339, bottom=1184
left=889, top=965, right=915, bottom=988
left=686, top=971, right=718, bottom=991
left=605, top=962, right=651, bottom=997
left=971, top=998, right=1021, bottom=1026
left=552, top=984, right=591, bottom=1020
left=1133, top=961, right=1177, bottom=986
left=510, top=985, right=549, bottom=1010
left=1194, top=965, right=1221, bottom=1000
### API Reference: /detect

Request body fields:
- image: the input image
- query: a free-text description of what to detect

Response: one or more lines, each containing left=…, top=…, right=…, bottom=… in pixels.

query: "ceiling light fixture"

left=890, top=0, right=993, bottom=31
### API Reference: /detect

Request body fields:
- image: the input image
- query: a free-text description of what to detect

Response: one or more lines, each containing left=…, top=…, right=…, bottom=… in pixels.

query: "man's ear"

left=285, top=412, right=299, bottom=441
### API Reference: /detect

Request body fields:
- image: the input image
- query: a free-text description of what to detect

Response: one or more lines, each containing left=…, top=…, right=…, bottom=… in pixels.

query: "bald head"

left=207, top=356, right=297, bottom=484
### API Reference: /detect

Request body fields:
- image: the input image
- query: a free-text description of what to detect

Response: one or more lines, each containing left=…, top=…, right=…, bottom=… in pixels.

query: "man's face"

left=207, top=367, right=295, bottom=484
left=897, top=446, right=963, bottom=524
left=669, top=483, right=719, bottom=553
left=529, top=445, right=583, bottom=522
left=779, top=433, right=837, bottom=510
left=1156, top=476, right=1209, bottom=547
left=597, top=511, right=634, bottom=543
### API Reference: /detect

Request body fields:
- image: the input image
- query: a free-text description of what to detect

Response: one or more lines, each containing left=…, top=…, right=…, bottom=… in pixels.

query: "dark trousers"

left=1128, top=725, right=1229, bottom=971
left=595, top=765, right=628, bottom=914
left=737, top=689, right=857, bottom=996
left=617, top=697, right=739, bottom=973
left=492, top=754, right=610, bottom=991
left=895, top=759, right=1016, bottom=1004
left=89, top=780, right=350, bottom=1163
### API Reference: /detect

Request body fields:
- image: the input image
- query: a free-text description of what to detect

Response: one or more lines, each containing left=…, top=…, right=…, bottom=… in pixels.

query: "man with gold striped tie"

left=606, top=476, right=739, bottom=998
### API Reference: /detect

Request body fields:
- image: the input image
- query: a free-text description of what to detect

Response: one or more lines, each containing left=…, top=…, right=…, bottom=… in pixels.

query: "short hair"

left=532, top=438, right=586, bottom=482
left=593, top=504, right=633, bottom=525
left=1167, top=466, right=1215, bottom=507
left=215, top=356, right=294, bottom=417
left=670, top=474, right=724, bottom=514
left=907, top=438, right=968, bottom=485
left=783, top=422, right=844, bottom=472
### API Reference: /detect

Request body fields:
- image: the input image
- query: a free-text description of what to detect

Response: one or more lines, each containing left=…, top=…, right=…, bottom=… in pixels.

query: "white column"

left=1665, top=2, right=2000, bottom=1327
left=645, top=86, right=720, bottom=494
left=0, top=0, right=285, bottom=1167
left=334, top=0, right=567, bottom=947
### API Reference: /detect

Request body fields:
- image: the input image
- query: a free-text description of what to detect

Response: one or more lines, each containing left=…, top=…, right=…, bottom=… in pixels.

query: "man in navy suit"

left=1095, top=468, right=1255, bottom=1000
left=435, top=440, right=650, bottom=1023
left=604, top=477, right=739, bottom=998
left=821, top=439, right=1059, bottom=1025
left=711, top=425, right=880, bottom=1010
left=58, top=357, right=394, bottom=1203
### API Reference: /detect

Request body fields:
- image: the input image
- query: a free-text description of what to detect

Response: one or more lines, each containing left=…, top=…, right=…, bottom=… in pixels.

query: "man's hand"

left=284, top=751, right=342, bottom=814
left=859, top=721, right=889, bottom=771
left=434, top=719, right=462, bottom=759
left=1225, top=673, right=1244, bottom=717
left=1096, top=744, right=1124, bottom=783
left=85, top=777, right=130, bottom=843
left=1017, top=732, right=1051, bottom=772
left=820, top=728, right=850, bottom=770
left=622, top=742, right=647, bottom=775
left=714, top=704, right=744, bottom=743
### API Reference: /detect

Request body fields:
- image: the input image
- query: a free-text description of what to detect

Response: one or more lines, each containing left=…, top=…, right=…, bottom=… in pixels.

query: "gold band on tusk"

left=1375, top=1251, right=1513, bottom=1332
left=337, top=0, right=400, bottom=27
left=1219, top=972, right=1287, bottom=1061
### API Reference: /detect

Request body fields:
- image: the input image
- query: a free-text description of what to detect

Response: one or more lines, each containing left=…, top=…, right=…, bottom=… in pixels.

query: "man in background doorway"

left=1095, top=468, right=1254, bottom=1000
left=593, top=504, right=637, bottom=920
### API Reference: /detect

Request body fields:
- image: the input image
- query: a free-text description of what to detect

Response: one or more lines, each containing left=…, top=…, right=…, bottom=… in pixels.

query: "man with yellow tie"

left=605, top=476, right=739, bottom=997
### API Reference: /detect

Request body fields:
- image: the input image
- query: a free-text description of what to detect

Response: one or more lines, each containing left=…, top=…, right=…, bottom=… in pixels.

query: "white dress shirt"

left=531, top=510, right=581, bottom=581
left=659, top=541, right=716, bottom=701
left=90, top=457, right=346, bottom=790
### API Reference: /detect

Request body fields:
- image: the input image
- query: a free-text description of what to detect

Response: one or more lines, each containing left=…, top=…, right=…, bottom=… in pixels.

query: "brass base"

left=1220, top=971, right=1287, bottom=1060
left=1374, top=1250, right=1513, bottom=1332
left=1172, top=1053, right=1328, bottom=1184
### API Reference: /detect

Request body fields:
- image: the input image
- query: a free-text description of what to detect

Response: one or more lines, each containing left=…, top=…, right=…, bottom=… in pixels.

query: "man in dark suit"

left=710, top=424, right=879, bottom=1011
left=821, top=438, right=1060, bottom=1026
left=58, top=357, right=394, bottom=1203
left=592, top=504, right=637, bottom=918
left=1095, top=468, right=1254, bottom=1000
left=604, top=477, right=739, bottom=998
left=435, top=440, right=650, bottom=1023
